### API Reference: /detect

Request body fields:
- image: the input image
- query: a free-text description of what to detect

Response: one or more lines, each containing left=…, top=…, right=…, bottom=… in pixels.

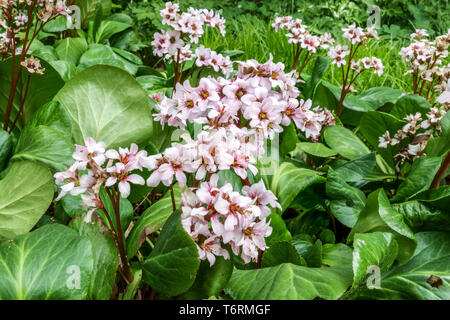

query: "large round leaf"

left=326, top=167, right=366, bottom=228
left=142, top=211, right=200, bottom=297
left=225, top=263, right=353, bottom=300
left=324, top=126, right=370, bottom=160
left=0, top=224, right=94, bottom=300
left=0, top=161, right=54, bottom=240
left=55, top=65, right=153, bottom=149
left=352, top=232, right=398, bottom=288
left=70, top=216, right=118, bottom=300
left=179, top=257, right=234, bottom=300
left=270, top=162, right=320, bottom=213
left=349, top=189, right=417, bottom=262
left=354, top=232, right=450, bottom=300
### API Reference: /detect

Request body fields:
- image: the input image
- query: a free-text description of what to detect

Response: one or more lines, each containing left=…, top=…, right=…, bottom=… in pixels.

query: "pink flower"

left=342, top=24, right=363, bottom=44
left=106, top=163, right=145, bottom=198
left=165, top=30, right=184, bottom=55
left=242, top=180, right=281, bottom=218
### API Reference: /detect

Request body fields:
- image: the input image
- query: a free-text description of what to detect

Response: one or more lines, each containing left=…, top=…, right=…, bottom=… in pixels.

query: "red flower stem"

left=106, top=187, right=133, bottom=283
left=169, top=184, right=176, bottom=211
left=430, top=152, right=450, bottom=189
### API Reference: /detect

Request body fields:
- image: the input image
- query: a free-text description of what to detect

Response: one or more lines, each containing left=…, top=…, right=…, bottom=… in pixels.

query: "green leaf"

left=123, top=267, right=142, bottom=300
left=352, top=232, right=398, bottom=288
left=43, top=15, right=71, bottom=33
left=350, top=87, right=402, bottom=112
left=126, top=185, right=182, bottom=258
left=0, top=131, right=13, bottom=172
left=326, top=167, right=366, bottom=228
left=78, top=44, right=140, bottom=75
left=279, top=123, right=299, bottom=158
left=392, top=201, right=450, bottom=232
left=299, top=239, right=323, bottom=267
left=49, top=60, right=78, bottom=82
left=97, top=188, right=133, bottom=234
left=354, top=232, right=450, bottom=300
left=55, top=65, right=153, bottom=149
left=0, top=58, right=64, bottom=129
left=12, top=125, right=74, bottom=172
left=322, top=243, right=353, bottom=267
left=391, top=156, right=443, bottom=202
left=0, top=224, right=93, bottom=300
left=304, top=56, right=329, bottom=99
left=180, top=257, right=233, bottom=300
left=411, top=186, right=450, bottom=210
left=55, top=38, right=88, bottom=65
left=142, top=211, right=200, bottom=297
left=390, top=94, right=431, bottom=119
left=112, top=48, right=143, bottom=65
left=225, top=263, right=352, bottom=300
left=291, top=142, right=337, bottom=158
left=424, top=111, right=450, bottom=157
left=324, top=126, right=370, bottom=160
left=218, top=170, right=243, bottom=192
left=0, top=161, right=54, bottom=240
left=29, top=101, right=72, bottom=135
left=360, top=111, right=405, bottom=169
left=70, top=216, right=118, bottom=300
left=78, top=0, right=112, bottom=28
left=96, top=20, right=131, bottom=43
left=270, top=162, right=319, bottom=213
left=349, top=189, right=416, bottom=262
left=265, top=214, right=292, bottom=246
left=61, top=194, right=85, bottom=218
left=262, top=241, right=306, bottom=267
left=334, top=152, right=376, bottom=183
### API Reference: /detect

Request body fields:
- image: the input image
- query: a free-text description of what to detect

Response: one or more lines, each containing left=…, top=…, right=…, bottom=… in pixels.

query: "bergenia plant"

left=327, top=24, right=384, bottom=116
left=151, top=2, right=230, bottom=87
left=54, top=138, right=150, bottom=283
left=399, top=29, right=450, bottom=101
left=0, top=0, right=71, bottom=132
left=272, top=15, right=335, bottom=76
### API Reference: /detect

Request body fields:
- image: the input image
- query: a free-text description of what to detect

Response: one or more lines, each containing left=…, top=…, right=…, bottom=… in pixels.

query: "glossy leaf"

left=0, top=161, right=54, bottom=240
left=70, top=216, right=118, bottom=300
left=349, top=189, right=416, bottom=262
left=0, top=224, right=93, bottom=299
left=142, top=211, right=200, bottom=297
left=270, top=162, right=320, bottom=213
left=324, top=126, right=370, bottom=160
left=352, top=232, right=398, bottom=287
left=226, top=263, right=353, bottom=300
left=326, top=167, right=366, bottom=228
left=262, top=241, right=307, bottom=267
left=55, top=65, right=153, bottom=149
left=354, top=232, right=450, bottom=300
left=180, top=257, right=233, bottom=300
left=391, top=156, right=443, bottom=202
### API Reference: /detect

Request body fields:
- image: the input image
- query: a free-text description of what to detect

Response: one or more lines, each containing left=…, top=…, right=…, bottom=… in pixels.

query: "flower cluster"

left=378, top=106, right=449, bottom=164
left=181, top=175, right=279, bottom=265
left=54, top=138, right=149, bottom=222
left=0, top=0, right=71, bottom=57
left=151, top=2, right=229, bottom=73
left=153, top=55, right=335, bottom=141
left=272, top=16, right=334, bottom=53
left=272, top=16, right=334, bottom=75
left=145, top=127, right=260, bottom=187
left=21, top=56, right=45, bottom=74
left=328, top=25, right=383, bottom=79
left=399, top=29, right=450, bottom=100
